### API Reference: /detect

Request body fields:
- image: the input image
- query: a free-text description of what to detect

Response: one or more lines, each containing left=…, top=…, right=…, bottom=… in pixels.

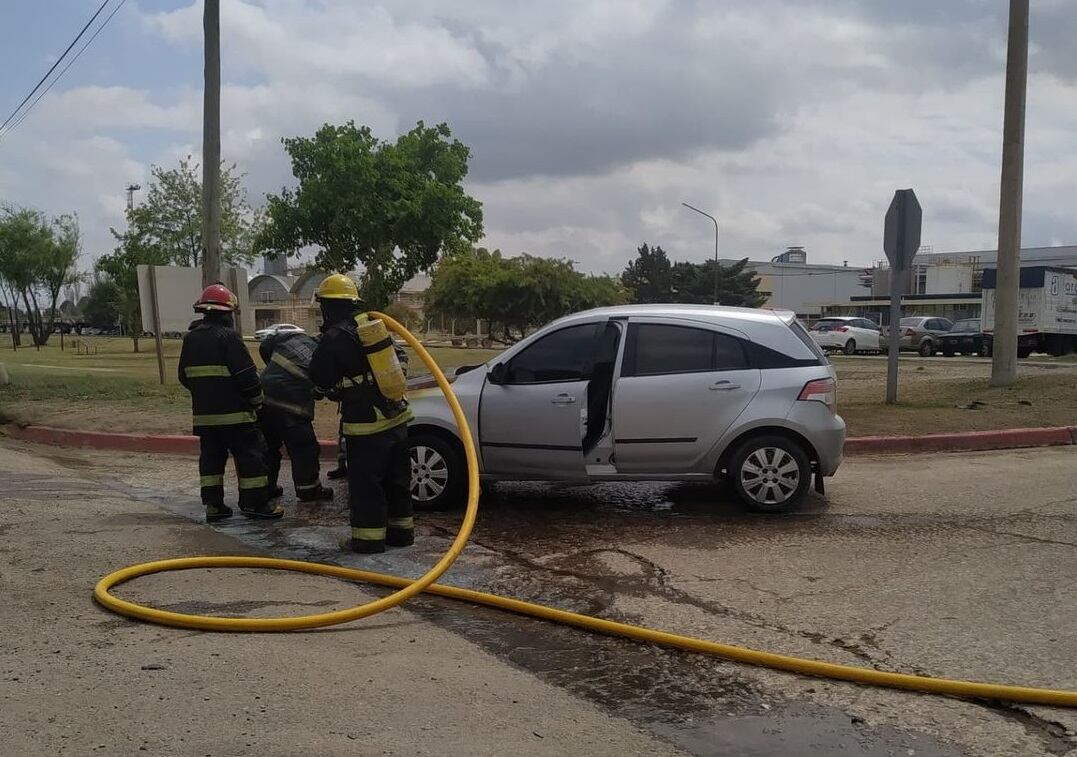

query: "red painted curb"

left=843, top=426, right=1077, bottom=456
left=5, top=423, right=1076, bottom=458
left=5, top=425, right=341, bottom=458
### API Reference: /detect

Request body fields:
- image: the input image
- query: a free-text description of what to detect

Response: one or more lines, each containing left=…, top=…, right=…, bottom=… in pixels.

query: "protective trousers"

left=259, top=406, right=321, bottom=495
left=345, top=424, right=413, bottom=549
left=197, top=424, right=270, bottom=515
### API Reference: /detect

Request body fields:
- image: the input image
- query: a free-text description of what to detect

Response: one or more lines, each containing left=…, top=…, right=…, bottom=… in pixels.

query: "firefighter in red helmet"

left=178, top=283, right=283, bottom=522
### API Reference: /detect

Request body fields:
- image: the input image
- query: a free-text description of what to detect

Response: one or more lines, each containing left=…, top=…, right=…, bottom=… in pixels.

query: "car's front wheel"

left=728, top=435, right=812, bottom=513
left=408, top=432, right=466, bottom=511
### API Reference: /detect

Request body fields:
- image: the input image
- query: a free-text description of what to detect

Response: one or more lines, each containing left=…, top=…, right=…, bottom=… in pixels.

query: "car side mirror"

left=488, top=362, right=507, bottom=385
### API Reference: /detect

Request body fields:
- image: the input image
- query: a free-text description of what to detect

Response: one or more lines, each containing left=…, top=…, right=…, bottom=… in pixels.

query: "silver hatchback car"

left=405, top=305, right=845, bottom=513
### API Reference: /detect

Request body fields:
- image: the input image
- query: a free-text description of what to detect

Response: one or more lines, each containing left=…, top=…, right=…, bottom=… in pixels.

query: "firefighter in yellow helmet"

left=309, top=273, right=414, bottom=553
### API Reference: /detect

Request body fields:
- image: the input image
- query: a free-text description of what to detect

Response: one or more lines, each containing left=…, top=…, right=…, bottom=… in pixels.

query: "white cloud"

left=3, top=0, right=1077, bottom=280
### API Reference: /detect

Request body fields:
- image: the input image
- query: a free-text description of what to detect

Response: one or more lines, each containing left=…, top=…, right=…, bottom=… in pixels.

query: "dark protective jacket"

left=178, top=316, right=263, bottom=429
left=310, top=313, right=412, bottom=436
left=258, top=331, right=319, bottom=423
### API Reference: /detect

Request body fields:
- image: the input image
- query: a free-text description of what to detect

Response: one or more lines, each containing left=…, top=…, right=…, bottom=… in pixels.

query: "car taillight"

left=835, top=326, right=849, bottom=332
left=904, top=328, right=916, bottom=337
left=798, top=378, right=836, bottom=413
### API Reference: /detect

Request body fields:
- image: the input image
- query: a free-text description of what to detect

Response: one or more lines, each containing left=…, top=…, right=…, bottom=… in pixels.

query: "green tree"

left=622, top=243, right=674, bottom=303
left=0, top=207, right=81, bottom=346
left=257, top=121, right=484, bottom=309
left=82, top=276, right=122, bottom=329
left=124, top=156, right=259, bottom=268
left=96, top=231, right=170, bottom=353
left=672, top=258, right=765, bottom=307
left=426, top=249, right=628, bottom=343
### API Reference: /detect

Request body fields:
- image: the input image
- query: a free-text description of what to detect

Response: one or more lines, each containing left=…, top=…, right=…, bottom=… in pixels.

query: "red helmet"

left=194, top=283, right=238, bottom=312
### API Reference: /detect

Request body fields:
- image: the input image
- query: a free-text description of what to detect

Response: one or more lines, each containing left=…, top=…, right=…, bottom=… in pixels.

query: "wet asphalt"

left=32, top=445, right=1077, bottom=756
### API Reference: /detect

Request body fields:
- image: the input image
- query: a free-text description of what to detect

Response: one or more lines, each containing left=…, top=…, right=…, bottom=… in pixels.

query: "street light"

left=681, top=202, right=719, bottom=305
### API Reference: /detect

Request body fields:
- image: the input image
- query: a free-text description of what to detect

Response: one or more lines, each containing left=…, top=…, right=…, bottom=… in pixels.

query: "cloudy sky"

left=2, top=0, right=1076, bottom=275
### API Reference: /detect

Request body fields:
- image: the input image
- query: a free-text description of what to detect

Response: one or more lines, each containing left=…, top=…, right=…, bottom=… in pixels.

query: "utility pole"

left=681, top=202, right=720, bottom=304
left=991, top=0, right=1029, bottom=387
left=124, top=183, right=140, bottom=211
left=201, top=0, right=222, bottom=288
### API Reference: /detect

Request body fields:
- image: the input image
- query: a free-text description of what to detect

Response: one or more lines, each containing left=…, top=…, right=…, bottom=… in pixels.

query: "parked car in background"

left=808, top=317, right=881, bottom=355
left=940, top=319, right=992, bottom=357
left=406, top=305, right=846, bottom=513
left=254, top=323, right=305, bottom=341
left=886, top=316, right=953, bottom=356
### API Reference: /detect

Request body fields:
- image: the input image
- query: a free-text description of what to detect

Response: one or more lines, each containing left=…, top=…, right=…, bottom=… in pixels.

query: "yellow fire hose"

left=94, top=313, right=1077, bottom=709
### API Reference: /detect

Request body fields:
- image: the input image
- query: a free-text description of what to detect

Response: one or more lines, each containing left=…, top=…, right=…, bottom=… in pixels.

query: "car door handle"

left=710, top=380, right=740, bottom=391
left=551, top=393, right=577, bottom=405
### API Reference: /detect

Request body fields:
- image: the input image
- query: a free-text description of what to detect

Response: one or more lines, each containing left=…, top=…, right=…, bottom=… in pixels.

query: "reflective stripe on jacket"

left=178, top=317, right=263, bottom=429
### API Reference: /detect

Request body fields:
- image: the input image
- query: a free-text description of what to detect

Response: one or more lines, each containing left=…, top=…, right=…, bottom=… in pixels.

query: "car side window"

left=505, top=324, right=599, bottom=384
left=623, top=324, right=748, bottom=377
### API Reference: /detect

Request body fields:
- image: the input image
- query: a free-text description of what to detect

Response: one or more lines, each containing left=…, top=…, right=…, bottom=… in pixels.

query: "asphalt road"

left=2, top=439, right=1076, bottom=756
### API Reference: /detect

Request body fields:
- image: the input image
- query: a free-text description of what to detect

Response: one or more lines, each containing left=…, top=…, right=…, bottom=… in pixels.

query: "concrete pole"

left=990, top=0, right=1029, bottom=387
left=201, top=0, right=222, bottom=288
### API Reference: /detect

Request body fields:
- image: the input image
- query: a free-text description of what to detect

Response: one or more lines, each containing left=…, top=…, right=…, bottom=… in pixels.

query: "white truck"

left=981, top=266, right=1077, bottom=357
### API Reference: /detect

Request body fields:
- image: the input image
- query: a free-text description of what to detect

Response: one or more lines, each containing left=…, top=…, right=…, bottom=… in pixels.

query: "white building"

left=725, top=247, right=866, bottom=319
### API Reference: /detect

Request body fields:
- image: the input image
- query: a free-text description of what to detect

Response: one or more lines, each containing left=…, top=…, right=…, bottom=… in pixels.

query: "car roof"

left=549, top=304, right=796, bottom=329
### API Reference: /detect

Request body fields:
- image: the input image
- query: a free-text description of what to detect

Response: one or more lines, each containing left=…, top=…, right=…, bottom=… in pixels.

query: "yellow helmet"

left=315, top=273, right=361, bottom=302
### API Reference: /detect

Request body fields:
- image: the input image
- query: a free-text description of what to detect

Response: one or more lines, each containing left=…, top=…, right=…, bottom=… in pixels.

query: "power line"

left=1, top=0, right=130, bottom=141
left=0, top=0, right=111, bottom=136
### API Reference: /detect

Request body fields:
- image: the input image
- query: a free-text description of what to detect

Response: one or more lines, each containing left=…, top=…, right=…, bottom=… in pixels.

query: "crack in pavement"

left=960, top=525, right=1077, bottom=549
left=456, top=536, right=1077, bottom=756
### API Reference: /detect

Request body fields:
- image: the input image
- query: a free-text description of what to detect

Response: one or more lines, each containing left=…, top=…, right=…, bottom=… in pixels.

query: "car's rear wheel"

left=979, top=342, right=992, bottom=357
left=919, top=340, right=934, bottom=357
left=408, top=432, right=466, bottom=511
left=729, top=435, right=812, bottom=513
left=843, top=339, right=856, bottom=356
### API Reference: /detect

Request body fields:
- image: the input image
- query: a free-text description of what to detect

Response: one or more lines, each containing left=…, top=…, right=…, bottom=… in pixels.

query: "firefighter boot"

left=386, top=517, right=414, bottom=548
left=297, top=484, right=334, bottom=502
left=205, top=504, right=233, bottom=523
left=326, top=464, right=347, bottom=480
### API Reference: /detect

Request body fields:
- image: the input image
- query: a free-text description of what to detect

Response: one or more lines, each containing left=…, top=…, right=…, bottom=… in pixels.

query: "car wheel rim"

left=411, top=445, right=449, bottom=502
left=740, top=447, right=800, bottom=505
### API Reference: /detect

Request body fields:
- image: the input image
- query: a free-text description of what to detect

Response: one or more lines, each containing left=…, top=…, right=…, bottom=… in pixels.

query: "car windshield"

left=950, top=320, right=980, bottom=333
left=899, top=318, right=924, bottom=327
left=811, top=320, right=848, bottom=332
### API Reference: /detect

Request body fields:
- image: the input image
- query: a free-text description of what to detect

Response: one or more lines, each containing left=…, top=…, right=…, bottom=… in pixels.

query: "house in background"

left=249, top=257, right=431, bottom=331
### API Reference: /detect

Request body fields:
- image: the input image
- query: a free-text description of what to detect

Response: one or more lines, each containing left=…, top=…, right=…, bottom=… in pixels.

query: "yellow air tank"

left=356, top=315, right=407, bottom=401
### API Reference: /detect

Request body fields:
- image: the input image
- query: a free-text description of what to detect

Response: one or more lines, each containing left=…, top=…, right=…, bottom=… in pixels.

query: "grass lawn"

left=0, top=336, right=500, bottom=436
left=2, top=337, right=1077, bottom=438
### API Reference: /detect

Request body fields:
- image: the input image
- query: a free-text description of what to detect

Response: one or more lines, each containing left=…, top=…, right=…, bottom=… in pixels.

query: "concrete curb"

left=6, top=423, right=1077, bottom=458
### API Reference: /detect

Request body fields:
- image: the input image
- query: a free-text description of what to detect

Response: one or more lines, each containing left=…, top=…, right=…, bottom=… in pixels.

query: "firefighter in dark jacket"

left=257, top=330, right=333, bottom=502
left=178, top=283, right=283, bottom=522
left=310, top=273, right=413, bottom=554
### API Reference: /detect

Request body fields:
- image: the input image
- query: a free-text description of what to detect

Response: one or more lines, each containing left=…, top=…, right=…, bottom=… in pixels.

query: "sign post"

left=882, top=189, right=922, bottom=405
left=147, top=265, right=167, bottom=386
